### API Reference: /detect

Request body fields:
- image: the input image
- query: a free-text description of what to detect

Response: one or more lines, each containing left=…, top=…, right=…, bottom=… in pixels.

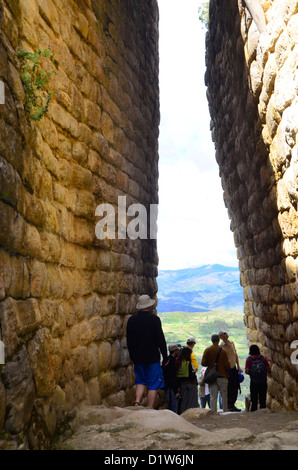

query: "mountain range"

left=157, top=264, right=244, bottom=313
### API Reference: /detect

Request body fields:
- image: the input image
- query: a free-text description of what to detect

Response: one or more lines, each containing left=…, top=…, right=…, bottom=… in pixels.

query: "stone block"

left=27, top=396, right=57, bottom=450
left=53, top=385, right=67, bottom=425
left=275, top=29, right=291, bottom=69
left=275, top=48, right=298, bottom=114
left=71, top=346, right=90, bottom=380
left=101, top=111, right=114, bottom=144
left=102, top=161, right=117, bottom=185
left=79, top=321, right=92, bottom=346
left=92, top=271, right=117, bottom=294
left=247, top=20, right=260, bottom=64
left=0, top=298, right=18, bottom=359
left=98, top=341, right=112, bottom=371
left=88, top=149, right=102, bottom=175
left=83, top=99, right=101, bottom=131
left=40, top=232, right=61, bottom=263
left=86, top=294, right=101, bottom=318
left=0, top=249, right=11, bottom=300
left=116, top=293, right=133, bottom=315
left=104, top=315, right=123, bottom=340
left=70, top=163, right=93, bottom=190
left=266, top=94, right=281, bottom=138
left=88, top=377, right=101, bottom=405
left=68, top=296, right=86, bottom=324
left=91, top=132, right=110, bottom=159
left=287, top=13, right=298, bottom=48
left=2, top=347, right=35, bottom=434
left=0, top=5, right=18, bottom=48
left=24, top=223, right=42, bottom=259
left=99, top=370, right=117, bottom=398
left=28, top=328, right=56, bottom=398
left=0, top=381, right=6, bottom=431
left=101, top=86, right=121, bottom=126
left=74, top=190, right=95, bottom=219
left=90, top=317, right=104, bottom=341
left=73, top=217, right=94, bottom=246
left=28, top=259, right=48, bottom=298
left=24, top=193, right=47, bottom=228
left=48, top=102, right=79, bottom=139
left=78, top=123, right=92, bottom=146
left=72, top=141, right=89, bottom=166
left=38, top=118, right=59, bottom=151
left=0, top=155, right=19, bottom=208
left=16, top=298, right=42, bottom=336
left=111, top=340, right=121, bottom=368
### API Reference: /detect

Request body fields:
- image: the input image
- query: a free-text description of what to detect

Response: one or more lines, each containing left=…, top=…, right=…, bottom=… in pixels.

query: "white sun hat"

left=136, top=294, right=156, bottom=311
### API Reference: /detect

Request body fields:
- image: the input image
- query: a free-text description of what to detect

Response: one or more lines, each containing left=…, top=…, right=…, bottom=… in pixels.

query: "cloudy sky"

left=156, top=0, right=238, bottom=271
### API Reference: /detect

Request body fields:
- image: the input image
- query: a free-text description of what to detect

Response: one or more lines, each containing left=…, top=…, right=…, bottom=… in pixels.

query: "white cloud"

left=157, top=0, right=238, bottom=270
left=157, top=160, right=238, bottom=270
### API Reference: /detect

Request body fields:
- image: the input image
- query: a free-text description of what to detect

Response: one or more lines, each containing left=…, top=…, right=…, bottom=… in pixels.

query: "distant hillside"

left=157, top=264, right=244, bottom=313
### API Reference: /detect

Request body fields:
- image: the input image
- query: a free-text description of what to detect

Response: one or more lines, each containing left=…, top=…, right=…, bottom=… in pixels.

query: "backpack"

left=176, top=347, right=196, bottom=381
left=249, top=355, right=267, bottom=384
left=176, top=359, right=192, bottom=378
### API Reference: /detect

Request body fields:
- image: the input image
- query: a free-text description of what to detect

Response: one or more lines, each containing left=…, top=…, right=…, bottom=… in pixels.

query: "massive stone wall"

left=206, top=0, right=298, bottom=410
left=0, top=0, right=159, bottom=448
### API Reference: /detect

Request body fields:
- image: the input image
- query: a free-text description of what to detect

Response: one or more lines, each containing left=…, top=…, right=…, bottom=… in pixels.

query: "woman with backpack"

left=245, top=344, right=271, bottom=412
left=176, top=345, right=199, bottom=414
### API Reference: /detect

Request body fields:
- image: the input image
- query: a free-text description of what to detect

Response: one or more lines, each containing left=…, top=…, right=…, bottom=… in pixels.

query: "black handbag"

left=203, top=347, right=222, bottom=384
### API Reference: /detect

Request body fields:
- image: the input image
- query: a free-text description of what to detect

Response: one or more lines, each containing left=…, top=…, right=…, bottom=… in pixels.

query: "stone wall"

left=0, top=0, right=159, bottom=448
left=206, top=0, right=298, bottom=410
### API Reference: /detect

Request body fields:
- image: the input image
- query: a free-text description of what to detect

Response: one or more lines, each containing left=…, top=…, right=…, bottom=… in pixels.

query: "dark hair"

left=211, top=334, right=219, bottom=344
left=177, top=346, right=192, bottom=365
left=249, top=344, right=260, bottom=355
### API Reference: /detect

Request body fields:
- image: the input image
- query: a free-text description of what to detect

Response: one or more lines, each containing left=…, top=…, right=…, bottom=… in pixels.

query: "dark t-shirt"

left=126, top=310, right=167, bottom=365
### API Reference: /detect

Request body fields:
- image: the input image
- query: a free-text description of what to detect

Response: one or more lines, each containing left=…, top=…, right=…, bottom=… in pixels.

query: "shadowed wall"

left=206, top=0, right=298, bottom=411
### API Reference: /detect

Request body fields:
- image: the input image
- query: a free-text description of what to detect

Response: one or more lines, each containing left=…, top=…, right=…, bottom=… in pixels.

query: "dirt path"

left=189, top=408, right=298, bottom=435
left=54, top=406, right=298, bottom=451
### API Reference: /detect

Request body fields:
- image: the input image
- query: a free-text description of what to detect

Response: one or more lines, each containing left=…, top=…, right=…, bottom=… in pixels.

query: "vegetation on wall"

left=17, top=48, right=55, bottom=121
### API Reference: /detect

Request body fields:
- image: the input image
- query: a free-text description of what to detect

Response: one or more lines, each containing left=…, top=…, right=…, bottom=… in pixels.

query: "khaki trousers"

left=210, top=377, right=228, bottom=412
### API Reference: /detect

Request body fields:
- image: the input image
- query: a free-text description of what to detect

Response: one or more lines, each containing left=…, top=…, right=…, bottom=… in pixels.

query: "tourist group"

left=126, top=295, right=271, bottom=414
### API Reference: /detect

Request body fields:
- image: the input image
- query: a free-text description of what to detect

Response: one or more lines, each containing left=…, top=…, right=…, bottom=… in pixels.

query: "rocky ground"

left=52, top=405, right=298, bottom=451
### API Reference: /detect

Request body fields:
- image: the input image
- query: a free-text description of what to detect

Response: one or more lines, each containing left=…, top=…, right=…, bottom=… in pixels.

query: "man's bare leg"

left=135, top=384, right=146, bottom=405
left=147, top=389, right=158, bottom=408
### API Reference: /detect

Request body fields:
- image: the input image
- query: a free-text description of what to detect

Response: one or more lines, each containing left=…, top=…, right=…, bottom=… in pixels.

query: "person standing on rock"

left=218, top=330, right=243, bottom=412
left=201, top=334, right=230, bottom=412
left=176, top=341, right=199, bottom=414
left=162, top=344, right=181, bottom=414
left=198, top=367, right=211, bottom=409
left=245, top=344, right=271, bottom=412
left=185, top=337, right=199, bottom=373
left=126, top=294, right=168, bottom=408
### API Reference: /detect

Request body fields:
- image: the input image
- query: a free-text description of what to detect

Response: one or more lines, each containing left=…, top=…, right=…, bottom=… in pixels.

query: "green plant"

left=17, top=48, right=55, bottom=121
left=198, top=1, right=209, bottom=28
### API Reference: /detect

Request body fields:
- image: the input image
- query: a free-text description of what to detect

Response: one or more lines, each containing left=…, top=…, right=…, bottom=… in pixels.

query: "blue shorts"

left=134, top=362, right=165, bottom=390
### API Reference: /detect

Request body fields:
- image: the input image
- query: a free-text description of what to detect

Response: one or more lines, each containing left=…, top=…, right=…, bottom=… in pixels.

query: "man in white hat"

left=126, top=294, right=168, bottom=408
left=218, top=330, right=243, bottom=412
